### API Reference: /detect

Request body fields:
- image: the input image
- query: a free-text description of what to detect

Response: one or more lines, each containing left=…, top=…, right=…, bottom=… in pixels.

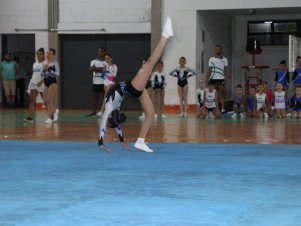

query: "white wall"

left=58, top=0, right=151, bottom=33
left=162, top=0, right=301, bottom=104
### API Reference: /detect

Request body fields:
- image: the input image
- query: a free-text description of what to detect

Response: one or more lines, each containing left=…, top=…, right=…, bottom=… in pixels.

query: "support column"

left=151, top=0, right=162, bottom=53
left=48, top=0, right=60, bottom=107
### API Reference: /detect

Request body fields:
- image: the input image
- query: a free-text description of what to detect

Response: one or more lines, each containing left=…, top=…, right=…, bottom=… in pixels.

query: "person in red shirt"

left=261, top=81, right=273, bottom=116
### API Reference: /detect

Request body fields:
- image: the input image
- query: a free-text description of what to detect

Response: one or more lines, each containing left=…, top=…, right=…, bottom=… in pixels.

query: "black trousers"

left=15, top=78, right=25, bottom=107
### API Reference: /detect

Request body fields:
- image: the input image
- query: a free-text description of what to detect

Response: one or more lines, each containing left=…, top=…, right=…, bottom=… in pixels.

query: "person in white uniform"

left=273, top=82, right=286, bottom=118
left=255, top=84, right=268, bottom=118
left=23, top=48, right=45, bottom=123
left=207, top=45, right=231, bottom=113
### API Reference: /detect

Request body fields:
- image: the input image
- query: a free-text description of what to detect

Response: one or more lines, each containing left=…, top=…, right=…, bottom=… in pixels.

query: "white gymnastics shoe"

left=134, top=139, right=154, bottom=153
left=162, top=16, right=174, bottom=38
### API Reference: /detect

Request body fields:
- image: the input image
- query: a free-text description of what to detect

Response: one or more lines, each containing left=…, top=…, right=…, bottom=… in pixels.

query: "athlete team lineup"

left=21, top=17, right=301, bottom=153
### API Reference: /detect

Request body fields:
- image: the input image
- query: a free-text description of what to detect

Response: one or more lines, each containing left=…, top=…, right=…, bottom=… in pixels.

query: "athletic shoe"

left=209, top=112, right=215, bottom=118
left=138, top=112, right=145, bottom=119
left=221, top=108, right=226, bottom=113
left=97, top=111, right=103, bottom=118
left=240, top=113, right=246, bottom=118
left=183, top=112, right=187, bottom=118
left=134, top=141, right=154, bottom=153
left=53, top=109, right=59, bottom=121
left=154, top=114, right=158, bottom=119
left=162, top=17, right=174, bottom=38
left=231, top=113, right=237, bottom=118
left=87, top=112, right=96, bottom=117
left=178, top=112, right=184, bottom=118
left=23, top=117, right=34, bottom=123
left=286, top=113, right=292, bottom=117
left=161, top=114, right=167, bottom=118
left=264, top=113, right=269, bottom=118
left=44, top=118, right=53, bottom=123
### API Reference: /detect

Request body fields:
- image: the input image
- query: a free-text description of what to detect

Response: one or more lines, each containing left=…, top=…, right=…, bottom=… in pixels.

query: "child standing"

left=255, top=84, right=269, bottom=118
left=275, top=60, right=290, bottom=91
left=292, top=56, right=301, bottom=88
left=232, top=84, right=245, bottom=118
left=196, top=79, right=206, bottom=117
left=273, top=82, right=286, bottom=118
left=150, top=61, right=167, bottom=119
left=245, top=86, right=256, bottom=117
left=201, top=80, right=221, bottom=118
left=290, top=86, right=301, bottom=118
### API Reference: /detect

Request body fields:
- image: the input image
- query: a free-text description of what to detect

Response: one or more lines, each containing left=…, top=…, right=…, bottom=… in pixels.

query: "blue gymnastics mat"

left=0, top=140, right=301, bottom=226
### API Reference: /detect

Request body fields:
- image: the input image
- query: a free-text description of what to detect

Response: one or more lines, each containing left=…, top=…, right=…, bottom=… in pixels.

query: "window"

left=248, top=20, right=301, bottom=45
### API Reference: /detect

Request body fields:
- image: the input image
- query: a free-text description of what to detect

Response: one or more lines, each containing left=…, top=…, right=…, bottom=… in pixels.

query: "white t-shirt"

left=274, top=91, right=286, bottom=109
left=104, top=64, right=118, bottom=87
left=90, top=59, right=107, bottom=85
left=205, top=88, right=216, bottom=108
left=208, top=56, right=228, bottom=80
left=256, top=93, right=267, bottom=110
left=31, top=61, right=44, bottom=84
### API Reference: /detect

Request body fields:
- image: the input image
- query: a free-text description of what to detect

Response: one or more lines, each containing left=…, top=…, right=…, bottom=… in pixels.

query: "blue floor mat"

left=0, top=140, right=301, bottom=226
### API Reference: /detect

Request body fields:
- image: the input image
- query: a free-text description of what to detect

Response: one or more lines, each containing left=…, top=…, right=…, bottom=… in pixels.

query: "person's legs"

left=134, top=89, right=155, bottom=152
left=183, top=85, right=188, bottom=116
left=19, top=78, right=25, bottom=107
left=46, top=84, right=58, bottom=119
left=177, top=86, right=184, bottom=114
left=217, top=84, right=225, bottom=111
left=160, top=89, right=165, bottom=116
left=28, top=89, right=38, bottom=118
left=153, top=89, right=160, bottom=115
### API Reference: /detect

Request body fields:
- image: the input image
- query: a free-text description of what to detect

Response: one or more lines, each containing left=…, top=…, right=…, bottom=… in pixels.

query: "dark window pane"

left=249, top=23, right=271, bottom=33
left=274, top=22, right=297, bottom=32
left=249, top=35, right=272, bottom=45
left=273, top=34, right=290, bottom=45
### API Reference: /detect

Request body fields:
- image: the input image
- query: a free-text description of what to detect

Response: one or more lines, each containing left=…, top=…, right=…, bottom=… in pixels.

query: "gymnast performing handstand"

left=98, top=16, right=174, bottom=153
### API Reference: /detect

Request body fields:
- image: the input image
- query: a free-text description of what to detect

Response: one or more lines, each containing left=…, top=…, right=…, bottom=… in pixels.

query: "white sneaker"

left=240, top=113, right=246, bottom=118
left=161, top=114, right=167, bottom=118
left=286, top=113, right=292, bottom=117
left=44, top=118, right=53, bottom=123
left=209, top=112, right=215, bottom=118
left=97, top=111, right=103, bottom=118
left=179, top=112, right=184, bottom=118
left=221, top=109, right=226, bottom=113
left=183, top=112, right=187, bottom=118
left=231, top=113, right=237, bottom=118
left=53, top=109, right=59, bottom=121
left=154, top=114, right=158, bottom=119
left=138, top=112, right=145, bottom=119
left=134, top=141, right=154, bottom=153
left=264, top=113, right=269, bottom=118
left=162, top=17, right=174, bottom=38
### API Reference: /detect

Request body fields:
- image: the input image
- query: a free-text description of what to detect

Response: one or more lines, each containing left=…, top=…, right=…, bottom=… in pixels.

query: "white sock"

left=137, top=138, right=145, bottom=144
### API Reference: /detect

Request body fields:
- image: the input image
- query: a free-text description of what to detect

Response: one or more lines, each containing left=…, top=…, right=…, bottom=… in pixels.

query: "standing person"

left=13, top=56, right=26, bottom=108
left=150, top=61, right=167, bottom=119
left=275, top=60, right=290, bottom=91
left=98, top=16, right=173, bottom=153
left=207, top=45, right=231, bottom=113
left=244, top=86, right=256, bottom=117
left=255, top=84, right=269, bottom=118
left=87, top=47, right=107, bottom=117
left=201, top=80, right=221, bottom=118
left=169, top=57, right=198, bottom=118
left=23, top=48, right=45, bottom=123
left=273, top=82, right=286, bottom=118
left=290, top=86, right=301, bottom=118
left=231, top=84, right=246, bottom=118
left=292, top=56, right=301, bottom=87
left=196, top=79, right=206, bottom=118
left=0, top=52, right=19, bottom=107
left=42, top=48, right=60, bottom=123
left=97, top=53, right=118, bottom=117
